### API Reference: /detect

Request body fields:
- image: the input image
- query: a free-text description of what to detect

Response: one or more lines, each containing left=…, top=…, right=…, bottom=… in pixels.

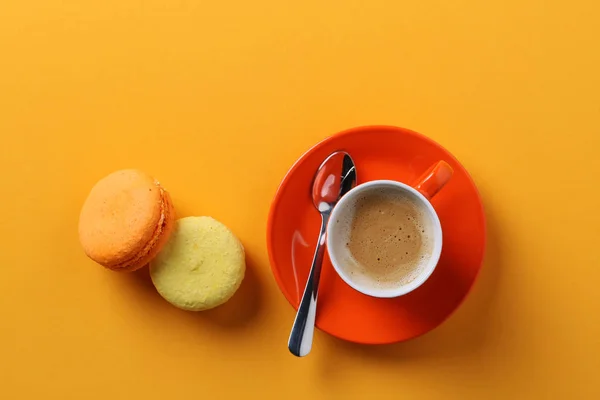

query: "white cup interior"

left=326, top=180, right=443, bottom=298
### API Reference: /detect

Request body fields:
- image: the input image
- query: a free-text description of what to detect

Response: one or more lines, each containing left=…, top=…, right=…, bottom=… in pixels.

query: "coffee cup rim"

left=326, top=179, right=443, bottom=298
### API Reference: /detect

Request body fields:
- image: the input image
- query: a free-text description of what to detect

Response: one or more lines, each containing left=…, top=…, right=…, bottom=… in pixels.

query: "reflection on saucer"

left=291, top=230, right=309, bottom=303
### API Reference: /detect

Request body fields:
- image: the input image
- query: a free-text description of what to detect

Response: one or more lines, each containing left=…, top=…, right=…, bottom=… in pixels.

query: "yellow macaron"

left=150, top=216, right=246, bottom=311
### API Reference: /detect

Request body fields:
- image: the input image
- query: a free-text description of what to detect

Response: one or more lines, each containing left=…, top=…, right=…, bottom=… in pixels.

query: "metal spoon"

left=288, top=151, right=357, bottom=357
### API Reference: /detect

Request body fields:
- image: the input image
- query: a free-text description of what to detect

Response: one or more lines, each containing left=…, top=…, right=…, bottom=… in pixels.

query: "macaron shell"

left=78, top=169, right=173, bottom=271
left=108, top=189, right=175, bottom=272
left=150, top=216, right=246, bottom=311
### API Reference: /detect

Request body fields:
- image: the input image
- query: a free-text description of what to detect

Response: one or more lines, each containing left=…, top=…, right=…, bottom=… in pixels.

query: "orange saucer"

left=267, top=126, right=486, bottom=344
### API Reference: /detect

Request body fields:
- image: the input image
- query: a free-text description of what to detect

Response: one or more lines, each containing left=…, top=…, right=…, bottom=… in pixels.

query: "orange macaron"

left=78, top=169, right=175, bottom=272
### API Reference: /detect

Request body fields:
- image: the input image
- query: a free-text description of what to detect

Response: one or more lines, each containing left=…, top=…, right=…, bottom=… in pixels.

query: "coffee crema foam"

left=331, top=187, right=434, bottom=289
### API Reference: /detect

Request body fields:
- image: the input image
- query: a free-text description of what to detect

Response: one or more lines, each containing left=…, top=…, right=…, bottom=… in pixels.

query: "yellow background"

left=1, top=1, right=599, bottom=398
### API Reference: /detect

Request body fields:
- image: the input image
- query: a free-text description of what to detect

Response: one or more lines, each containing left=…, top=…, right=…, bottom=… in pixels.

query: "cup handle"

left=413, top=161, right=454, bottom=200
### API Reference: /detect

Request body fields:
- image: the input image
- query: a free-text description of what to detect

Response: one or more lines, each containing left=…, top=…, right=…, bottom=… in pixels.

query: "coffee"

left=331, top=187, right=434, bottom=289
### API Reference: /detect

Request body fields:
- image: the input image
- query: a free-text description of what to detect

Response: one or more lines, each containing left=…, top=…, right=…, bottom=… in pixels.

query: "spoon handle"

left=288, top=214, right=330, bottom=357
